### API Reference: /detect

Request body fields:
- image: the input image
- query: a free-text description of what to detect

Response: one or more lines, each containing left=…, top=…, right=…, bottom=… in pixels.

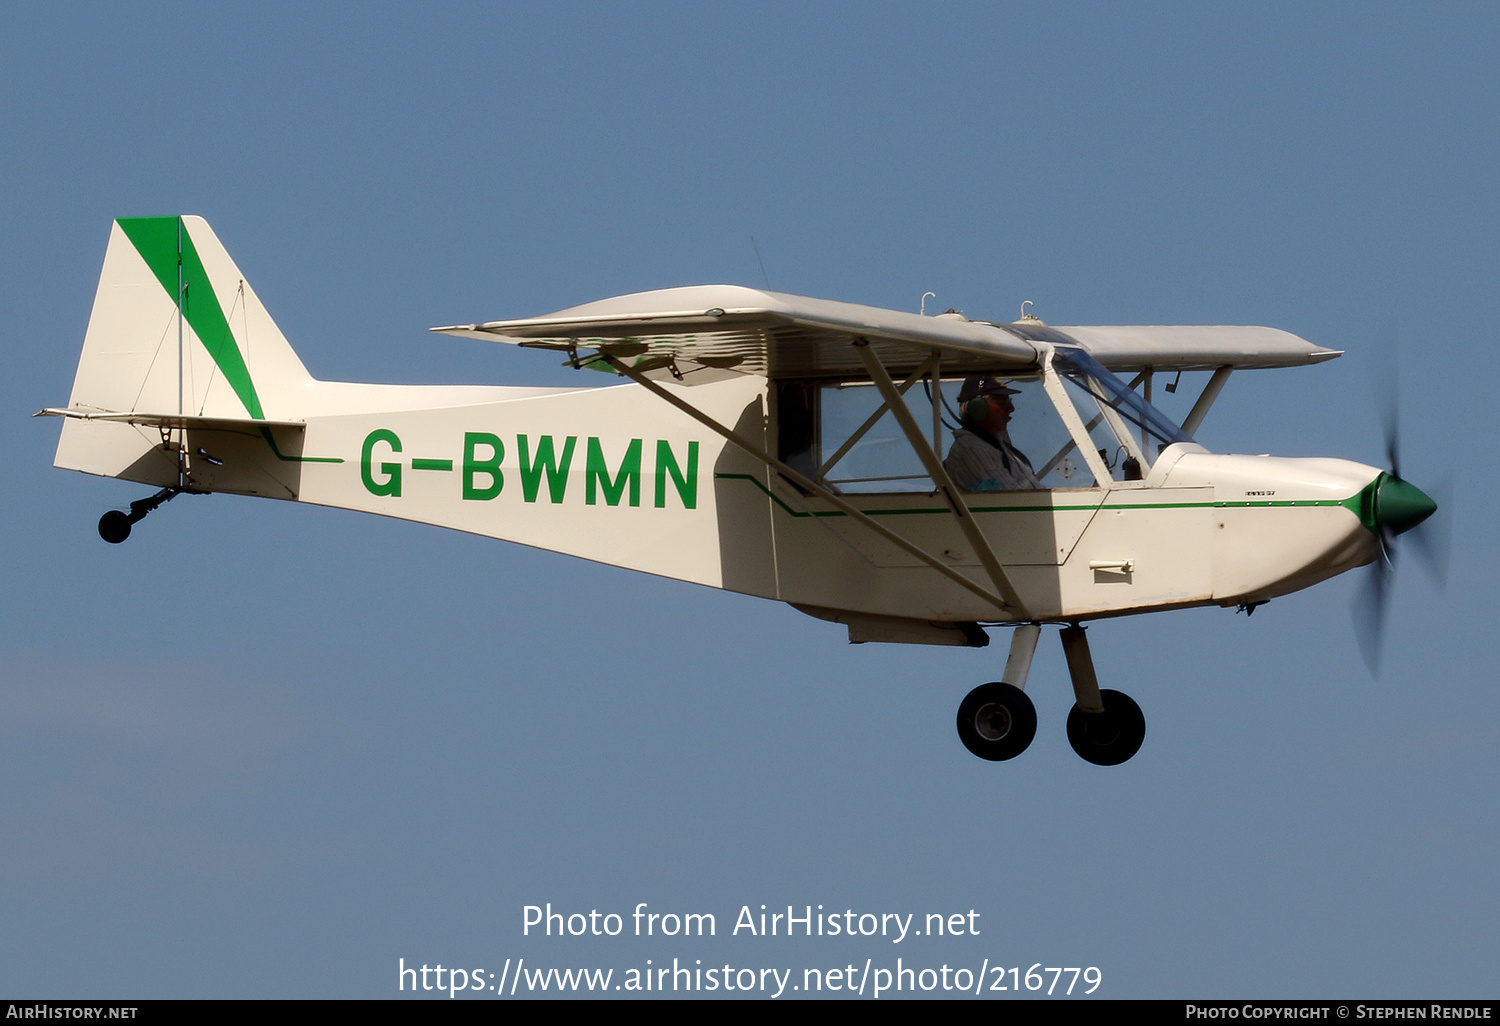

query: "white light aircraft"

left=40, top=217, right=1441, bottom=766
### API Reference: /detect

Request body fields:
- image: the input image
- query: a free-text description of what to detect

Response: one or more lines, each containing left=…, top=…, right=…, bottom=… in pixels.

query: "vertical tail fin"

left=64, top=215, right=313, bottom=420
left=55, top=216, right=315, bottom=481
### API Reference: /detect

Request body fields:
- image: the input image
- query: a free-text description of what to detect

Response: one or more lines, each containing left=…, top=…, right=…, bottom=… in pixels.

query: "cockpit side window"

left=774, top=373, right=1098, bottom=494
left=951, top=374, right=1095, bottom=490
left=818, top=381, right=933, bottom=492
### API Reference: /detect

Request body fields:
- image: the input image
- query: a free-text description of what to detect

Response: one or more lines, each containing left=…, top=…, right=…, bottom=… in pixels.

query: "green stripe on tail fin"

left=117, top=216, right=266, bottom=420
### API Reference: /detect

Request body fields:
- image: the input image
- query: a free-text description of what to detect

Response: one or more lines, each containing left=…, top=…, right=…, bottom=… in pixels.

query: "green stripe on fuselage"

left=715, top=472, right=1354, bottom=519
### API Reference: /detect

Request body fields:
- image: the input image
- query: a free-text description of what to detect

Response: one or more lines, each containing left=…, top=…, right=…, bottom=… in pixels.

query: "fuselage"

left=749, top=441, right=1383, bottom=624
left=83, top=375, right=1383, bottom=628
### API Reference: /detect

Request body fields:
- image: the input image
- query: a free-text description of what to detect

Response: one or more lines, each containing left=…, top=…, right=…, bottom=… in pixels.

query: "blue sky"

left=2, top=2, right=1496, bottom=999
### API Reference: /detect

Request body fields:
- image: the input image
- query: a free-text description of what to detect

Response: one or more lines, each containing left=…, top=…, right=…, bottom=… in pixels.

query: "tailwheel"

left=95, top=487, right=182, bottom=544
left=1066, top=688, right=1145, bottom=766
left=98, top=510, right=132, bottom=544
left=956, top=682, right=1036, bottom=761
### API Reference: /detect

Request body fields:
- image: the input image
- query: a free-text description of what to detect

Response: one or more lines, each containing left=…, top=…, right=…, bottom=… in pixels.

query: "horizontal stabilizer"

left=37, top=407, right=305, bottom=430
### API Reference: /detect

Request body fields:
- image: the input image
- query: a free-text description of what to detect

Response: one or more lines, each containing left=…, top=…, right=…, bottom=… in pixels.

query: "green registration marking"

left=362, top=429, right=403, bottom=496
left=587, top=437, right=643, bottom=507
left=519, top=434, right=577, bottom=503
left=356, top=429, right=699, bottom=508
left=463, top=433, right=504, bottom=500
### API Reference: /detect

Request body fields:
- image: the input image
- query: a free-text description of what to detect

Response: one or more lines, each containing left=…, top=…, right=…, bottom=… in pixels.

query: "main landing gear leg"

left=956, top=625, right=1040, bottom=761
left=1001, top=623, right=1041, bottom=691
left=1060, top=625, right=1145, bottom=766
left=97, top=487, right=181, bottom=544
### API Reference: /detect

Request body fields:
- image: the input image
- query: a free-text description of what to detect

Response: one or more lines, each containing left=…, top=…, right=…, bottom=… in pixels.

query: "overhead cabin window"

left=1051, top=347, right=1193, bottom=481
left=776, top=373, right=1096, bottom=495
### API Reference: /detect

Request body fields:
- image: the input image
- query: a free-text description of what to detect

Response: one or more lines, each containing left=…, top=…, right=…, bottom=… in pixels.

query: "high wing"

left=1029, top=324, right=1341, bottom=372
left=431, top=284, right=1340, bottom=382
left=432, top=285, right=1040, bottom=382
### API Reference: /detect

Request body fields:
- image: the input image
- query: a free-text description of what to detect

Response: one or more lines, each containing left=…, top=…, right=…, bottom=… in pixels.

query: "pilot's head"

left=958, top=374, right=1021, bottom=431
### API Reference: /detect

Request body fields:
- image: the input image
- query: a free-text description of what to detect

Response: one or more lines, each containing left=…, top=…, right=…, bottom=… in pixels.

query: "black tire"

left=956, top=682, right=1037, bottom=761
left=98, top=510, right=132, bottom=544
left=1066, top=688, right=1145, bottom=766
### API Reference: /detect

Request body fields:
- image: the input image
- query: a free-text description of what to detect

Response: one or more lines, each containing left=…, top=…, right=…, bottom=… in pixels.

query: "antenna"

left=750, top=236, right=771, bottom=290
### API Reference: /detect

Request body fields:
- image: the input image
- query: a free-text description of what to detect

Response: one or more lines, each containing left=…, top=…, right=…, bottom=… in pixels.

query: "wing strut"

left=1180, top=366, right=1232, bottom=436
left=599, top=355, right=1017, bottom=616
left=852, top=339, right=1029, bottom=617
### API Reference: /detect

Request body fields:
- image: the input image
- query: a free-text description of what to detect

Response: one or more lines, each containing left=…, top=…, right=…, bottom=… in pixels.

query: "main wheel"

left=1066, top=688, right=1145, bottom=766
left=98, top=510, right=131, bottom=544
left=956, top=682, right=1037, bottom=761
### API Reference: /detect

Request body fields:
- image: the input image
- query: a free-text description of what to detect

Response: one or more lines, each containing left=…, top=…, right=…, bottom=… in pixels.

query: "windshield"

left=1051, top=347, right=1193, bottom=479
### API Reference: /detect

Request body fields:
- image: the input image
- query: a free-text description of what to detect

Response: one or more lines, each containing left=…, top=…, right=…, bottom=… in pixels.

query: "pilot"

left=943, top=374, right=1042, bottom=491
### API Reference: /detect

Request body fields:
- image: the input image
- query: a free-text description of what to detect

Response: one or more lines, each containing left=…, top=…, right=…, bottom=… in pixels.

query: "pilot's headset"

left=963, top=394, right=991, bottom=425
left=959, top=375, right=1013, bottom=425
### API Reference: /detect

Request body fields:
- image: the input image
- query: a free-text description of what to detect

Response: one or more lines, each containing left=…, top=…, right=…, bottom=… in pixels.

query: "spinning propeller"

left=1351, top=336, right=1448, bottom=675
